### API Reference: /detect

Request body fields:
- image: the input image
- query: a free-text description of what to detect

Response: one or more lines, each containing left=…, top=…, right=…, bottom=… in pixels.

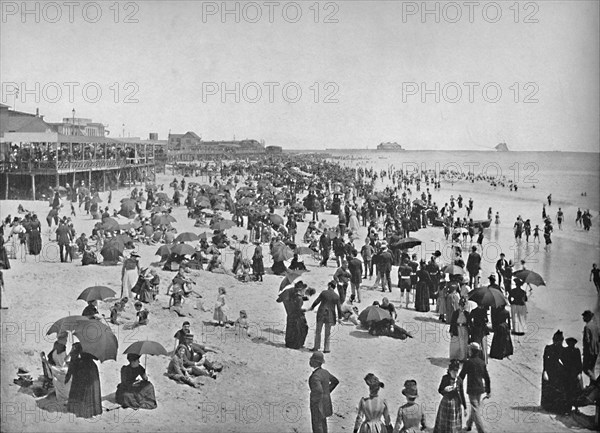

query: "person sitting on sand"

left=109, top=298, right=128, bottom=325
left=167, top=346, right=198, bottom=388
left=178, top=334, right=217, bottom=379
left=134, top=301, right=149, bottom=326
left=82, top=300, right=100, bottom=319
left=115, top=354, right=157, bottom=409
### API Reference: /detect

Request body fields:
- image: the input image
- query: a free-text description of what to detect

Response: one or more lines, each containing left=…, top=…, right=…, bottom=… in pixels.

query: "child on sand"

left=213, top=287, right=229, bottom=326
left=235, top=310, right=250, bottom=336
left=135, top=301, right=149, bottom=326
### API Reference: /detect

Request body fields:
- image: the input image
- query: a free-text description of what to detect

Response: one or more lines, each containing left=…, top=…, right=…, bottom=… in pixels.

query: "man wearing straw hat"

left=308, top=351, right=339, bottom=433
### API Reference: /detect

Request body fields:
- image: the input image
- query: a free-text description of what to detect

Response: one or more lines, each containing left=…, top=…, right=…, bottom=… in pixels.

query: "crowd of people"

left=1, top=153, right=598, bottom=432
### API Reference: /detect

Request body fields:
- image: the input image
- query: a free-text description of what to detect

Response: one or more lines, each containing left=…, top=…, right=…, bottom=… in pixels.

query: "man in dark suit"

left=310, top=281, right=342, bottom=353
left=55, top=220, right=71, bottom=262
left=466, top=246, right=482, bottom=288
left=378, top=242, right=393, bottom=292
left=460, top=342, right=491, bottom=432
left=319, top=230, right=331, bottom=267
left=308, top=351, right=339, bottom=433
left=495, top=253, right=508, bottom=286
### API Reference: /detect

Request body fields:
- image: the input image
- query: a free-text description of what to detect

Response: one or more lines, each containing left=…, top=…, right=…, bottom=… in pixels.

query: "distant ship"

left=377, top=142, right=405, bottom=151
left=495, top=142, right=509, bottom=152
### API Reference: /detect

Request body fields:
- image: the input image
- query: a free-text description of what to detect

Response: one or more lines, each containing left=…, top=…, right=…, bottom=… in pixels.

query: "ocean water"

left=321, top=150, right=600, bottom=212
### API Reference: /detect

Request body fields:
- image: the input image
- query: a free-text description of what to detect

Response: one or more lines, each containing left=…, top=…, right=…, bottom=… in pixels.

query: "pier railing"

left=0, top=157, right=155, bottom=173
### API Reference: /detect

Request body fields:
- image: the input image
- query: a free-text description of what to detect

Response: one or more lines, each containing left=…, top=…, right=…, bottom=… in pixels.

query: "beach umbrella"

left=213, top=202, right=226, bottom=211
left=196, top=197, right=212, bottom=208
left=175, top=232, right=199, bottom=243
left=211, top=220, right=236, bottom=231
left=272, top=244, right=294, bottom=262
left=269, top=214, right=284, bottom=225
left=155, top=244, right=172, bottom=259
left=157, top=215, right=177, bottom=226
left=513, top=270, right=546, bottom=286
left=238, top=197, right=253, bottom=206
left=279, top=269, right=308, bottom=291
left=123, top=340, right=168, bottom=368
left=121, top=198, right=136, bottom=207
left=75, top=322, right=118, bottom=362
left=47, top=316, right=93, bottom=336
left=101, top=244, right=123, bottom=262
left=442, top=264, right=465, bottom=276
left=171, top=243, right=195, bottom=256
left=53, top=186, right=67, bottom=193
left=392, top=237, right=422, bottom=250
left=198, top=232, right=210, bottom=240
left=295, top=246, right=315, bottom=256
left=101, top=217, right=120, bottom=231
left=358, top=306, right=392, bottom=325
left=47, top=316, right=118, bottom=362
left=413, top=199, right=427, bottom=208
left=468, top=286, right=507, bottom=308
left=77, top=286, right=116, bottom=302
left=91, top=196, right=102, bottom=204
left=156, top=192, right=170, bottom=201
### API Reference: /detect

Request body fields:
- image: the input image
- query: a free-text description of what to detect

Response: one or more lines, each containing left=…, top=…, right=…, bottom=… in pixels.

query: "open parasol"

left=358, top=306, right=392, bottom=325
left=513, top=270, right=546, bottom=286
left=175, top=232, right=199, bottom=243
left=442, top=264, right=465, bottom=276
left=468, top=286, right=507, bottom=308
left=123, top=340, right=168, bottom=368
left=47, top=316, right=118, bottom=362
left=171, top=243, right=195, bottom=256
left=77, top=286, right=116, bottom=302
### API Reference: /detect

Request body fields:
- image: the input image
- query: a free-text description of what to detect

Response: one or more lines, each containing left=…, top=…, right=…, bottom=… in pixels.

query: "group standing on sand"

left=1, top=154, right=598, bottom=431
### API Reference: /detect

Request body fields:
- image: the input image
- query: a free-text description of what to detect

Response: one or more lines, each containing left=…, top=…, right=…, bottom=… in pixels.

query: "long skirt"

left=541, top=376, right=570, bottom=413
left=285, top=314, right=309, bottom=349
left=50, top=365, right=71, bottom=405
left=213, top=305, right=229, bottom=323
left=115, top=381, right=157, bottom=409
left=449, top=327, right=469, bottom=361
left=437, top=293, right=447, bottom=317
left=415, top=283, right=430, bottom=312
left=67, top=363, right=102, bottom=418
left=511, top=304, right=527, bottom=335
left=433, top=396, right=462, bottom=433
left=490, top=323, right=514, bottom=360
left=29, top=231, right=42, bottom=255
left=0, top=246, right=10, bottom=269
left=122, top=269, right=138, bottom=299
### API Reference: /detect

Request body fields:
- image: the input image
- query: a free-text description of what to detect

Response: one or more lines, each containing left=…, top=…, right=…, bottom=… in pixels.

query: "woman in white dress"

left=48, top=333, right=71, bottom=405
left=8, top=218, right=25, bottom=260
left=121, top=253, right=140, bottom=299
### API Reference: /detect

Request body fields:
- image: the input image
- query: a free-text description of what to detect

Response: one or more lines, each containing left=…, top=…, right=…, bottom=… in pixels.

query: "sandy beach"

left=1, top=168, right=599, bottom=433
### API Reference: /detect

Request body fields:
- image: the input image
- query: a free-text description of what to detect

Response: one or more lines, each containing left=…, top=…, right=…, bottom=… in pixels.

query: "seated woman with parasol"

left=115, top=354, right=157, bottom=409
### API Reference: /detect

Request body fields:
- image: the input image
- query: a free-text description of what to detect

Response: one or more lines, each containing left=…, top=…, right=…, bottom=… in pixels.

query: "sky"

left=1, top=0, right=599, bottom=151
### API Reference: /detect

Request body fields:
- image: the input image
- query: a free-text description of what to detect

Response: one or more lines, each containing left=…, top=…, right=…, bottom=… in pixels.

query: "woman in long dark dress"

left=277, top=282, right=309, bottom=349
left=541, top=330, right=570, bottom=413
left=252, top=244, right=264, bottom=282
left=415, top=261, right=431, bottom=312
left=65, top=343, right=102, bottom=418
left=115, top=354, right=157, bottom=409
left=489, top=305, right=513, bottom=360
left=563, top=337, right=583, bottom=411
left=29, top=214, right=42, bottom=256
left=0, top=237, right=11, bottom=269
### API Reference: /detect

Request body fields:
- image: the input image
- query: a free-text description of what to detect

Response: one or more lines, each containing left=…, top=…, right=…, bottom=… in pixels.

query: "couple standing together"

left=278, top=280, right=343, bottom=353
